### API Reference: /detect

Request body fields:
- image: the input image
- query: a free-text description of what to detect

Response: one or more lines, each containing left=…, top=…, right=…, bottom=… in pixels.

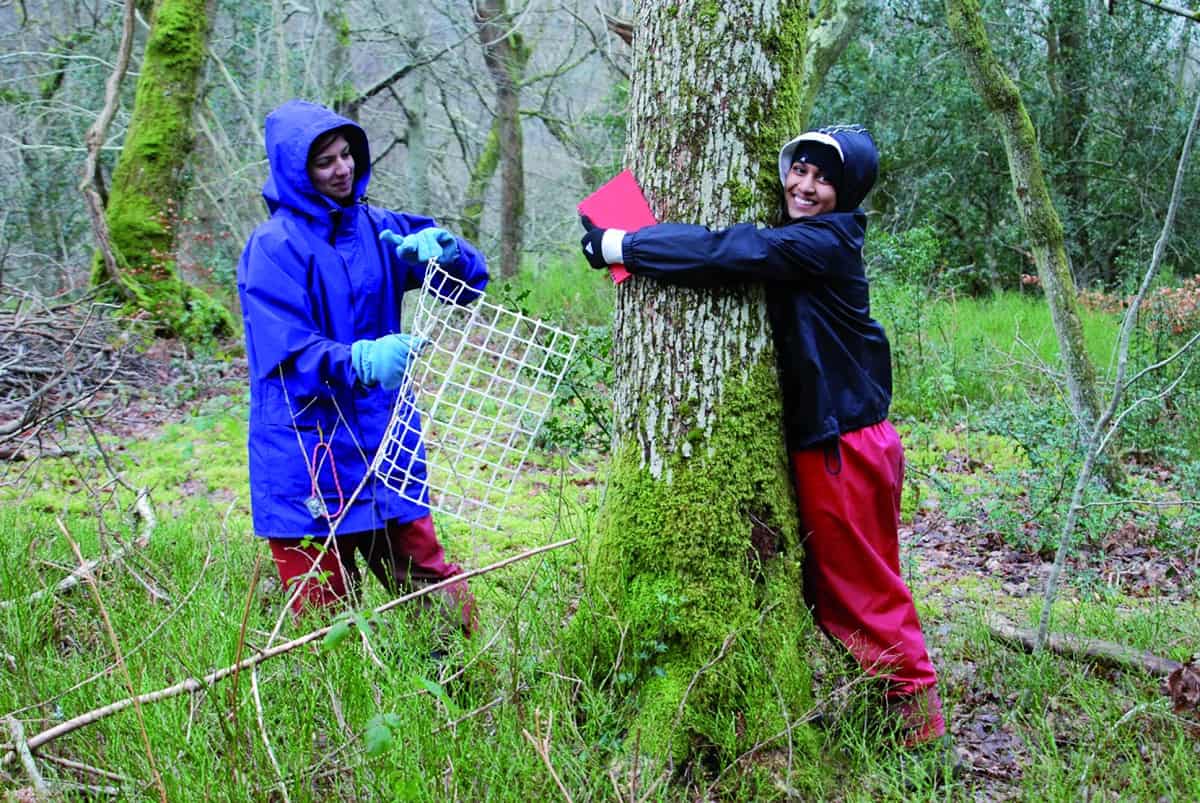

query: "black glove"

left=579, top=215, right=609, bottom=269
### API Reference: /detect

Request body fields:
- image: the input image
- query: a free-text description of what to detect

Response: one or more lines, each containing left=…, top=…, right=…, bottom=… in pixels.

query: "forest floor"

left=87, top=344, right=1200, bottom=800
left=900, top=497, right=1197, bottom=798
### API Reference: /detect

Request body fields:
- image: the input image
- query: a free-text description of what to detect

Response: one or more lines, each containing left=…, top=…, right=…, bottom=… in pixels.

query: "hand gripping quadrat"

left=372, top=261, right=579, bottom=532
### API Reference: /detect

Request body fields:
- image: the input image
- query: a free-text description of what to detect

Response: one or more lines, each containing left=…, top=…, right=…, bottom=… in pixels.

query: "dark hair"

left=308, top=126, right=356, bottom=163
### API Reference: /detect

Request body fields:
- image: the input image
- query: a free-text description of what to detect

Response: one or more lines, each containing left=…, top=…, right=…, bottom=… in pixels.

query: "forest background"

left=0, top=0, right=1198, bottom=800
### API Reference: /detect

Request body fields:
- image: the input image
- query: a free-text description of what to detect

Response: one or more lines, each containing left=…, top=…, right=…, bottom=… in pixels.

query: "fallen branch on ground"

left=6, top=715, right=47, bottom=795
left=0, top=489, right=155, bottom=610
left=0, top=538, right=576, bottom=765
left=987, top=617, right=1182, bottom=677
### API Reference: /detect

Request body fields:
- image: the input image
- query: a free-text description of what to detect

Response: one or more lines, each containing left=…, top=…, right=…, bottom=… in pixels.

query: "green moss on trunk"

left=568, top=363, right=817, bottom=763
left=92, top=0, right=232, bottom=343
left=946, top=0, right=1120, bottom=489
left=566, top=0, right=864, bottom=775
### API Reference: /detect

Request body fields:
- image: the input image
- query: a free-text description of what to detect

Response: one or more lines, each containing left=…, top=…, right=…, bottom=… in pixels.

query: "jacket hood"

left=778, top=126, right=878, bottom=212
left=262, top=99, right=371, bottom=216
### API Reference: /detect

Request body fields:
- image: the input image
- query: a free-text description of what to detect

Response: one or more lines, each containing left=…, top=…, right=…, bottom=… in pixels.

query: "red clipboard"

left=577, top=169, right=657, bottom=284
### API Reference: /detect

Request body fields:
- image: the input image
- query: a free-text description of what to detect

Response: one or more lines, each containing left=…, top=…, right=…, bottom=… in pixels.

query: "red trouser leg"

left=359, top=515, right=477, bottom=637
left=791, top=420, right=945, bottom=744
left=268, top=535, right=361, bottom=615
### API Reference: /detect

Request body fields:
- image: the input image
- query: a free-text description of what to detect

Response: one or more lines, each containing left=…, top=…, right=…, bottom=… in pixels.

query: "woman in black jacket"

left=580, top=127, right=947, bottom=747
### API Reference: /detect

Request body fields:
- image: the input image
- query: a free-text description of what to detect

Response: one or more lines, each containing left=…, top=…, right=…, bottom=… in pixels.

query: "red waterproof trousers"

left=791, top=420, right=945, bottom=744
left=268, top=515, right=475, bottom=634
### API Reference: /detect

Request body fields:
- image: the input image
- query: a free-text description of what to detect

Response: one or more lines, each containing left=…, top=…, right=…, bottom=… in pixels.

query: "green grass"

left=2, top=283, right=1197, bottom=799
left=875, top=287, right=1126, bottom=418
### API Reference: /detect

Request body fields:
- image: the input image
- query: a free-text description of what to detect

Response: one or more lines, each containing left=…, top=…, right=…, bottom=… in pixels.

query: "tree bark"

left=946, top=0, right=1120, bottom=489
left=461, top=121, right=501, bottom=245
left=800, top=0, right=866, bottom=126
left=570, top=0, right=858, bottom=771
left=475, top=0, right=530, bottom=279
left=89, top=0, right=233, bottom=342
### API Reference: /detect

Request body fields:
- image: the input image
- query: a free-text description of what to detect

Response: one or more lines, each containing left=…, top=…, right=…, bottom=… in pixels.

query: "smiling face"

left=307, top=132, right=355, bottom=204
left=784, top=161, right=838, bottom=219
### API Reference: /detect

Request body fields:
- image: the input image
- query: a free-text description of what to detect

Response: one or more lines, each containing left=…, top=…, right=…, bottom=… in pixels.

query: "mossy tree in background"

left=90, top=0, right=233, bottom=343
left=568, top=0, right=861, bottom=774
left=945, top=0, right=1124, bottom=491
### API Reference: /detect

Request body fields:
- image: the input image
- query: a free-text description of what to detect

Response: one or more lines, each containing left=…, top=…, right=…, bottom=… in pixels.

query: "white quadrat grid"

left=373, top=261, right=579, bottom=532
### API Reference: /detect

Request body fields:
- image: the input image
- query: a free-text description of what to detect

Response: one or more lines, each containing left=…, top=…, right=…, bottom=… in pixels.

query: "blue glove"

left=380, top=227, right=461, bottom=266
left=351, top=334, right=427, bottom=390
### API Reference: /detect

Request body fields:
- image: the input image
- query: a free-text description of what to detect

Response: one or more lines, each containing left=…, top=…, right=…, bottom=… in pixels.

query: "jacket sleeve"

left=621, top=215, right=864, bottom=286
left=238, top=232, right=358, bottom=395
left=378, top=210, right=490, bottom=305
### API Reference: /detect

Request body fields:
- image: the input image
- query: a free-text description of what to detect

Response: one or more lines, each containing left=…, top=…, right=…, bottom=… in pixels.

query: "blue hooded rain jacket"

left=237, top=100, right=489, bottom=537
left=616, top=127, right=889, bottom=451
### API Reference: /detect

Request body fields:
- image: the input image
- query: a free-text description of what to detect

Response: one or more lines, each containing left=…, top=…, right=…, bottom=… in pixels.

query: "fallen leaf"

left=1163, top=656, right=1200, bottom=714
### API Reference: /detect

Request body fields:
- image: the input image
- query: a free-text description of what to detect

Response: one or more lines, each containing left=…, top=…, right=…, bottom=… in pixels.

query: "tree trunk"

left=569, top=0, right=844, bottom=771
left=399, top=0, right=431, bottom=218
left=461, top=122, right=501, bottom=245
left=946, top=0, right=1121, bottom=489
left=327, top=3, right=355, bottom=120
left=800, top=0, right=866, bottom=126
left=475, top=0, right=529, bottom=279
left=90, top=0, right=233, bottom=342
left=1046, top=0, right=1092, bottom=285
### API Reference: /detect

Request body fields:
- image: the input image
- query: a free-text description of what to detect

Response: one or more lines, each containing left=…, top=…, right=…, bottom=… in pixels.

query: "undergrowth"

left=1, top=264, right=1198, bottom=799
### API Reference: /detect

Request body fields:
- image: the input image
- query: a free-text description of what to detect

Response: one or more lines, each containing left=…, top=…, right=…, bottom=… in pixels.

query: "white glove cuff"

left=601, top=229, right=627, bottom=264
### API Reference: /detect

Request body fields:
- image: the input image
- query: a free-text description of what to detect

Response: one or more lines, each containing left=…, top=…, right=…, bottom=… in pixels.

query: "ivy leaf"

left=416, top=676, right=461, bottom=717
left=322, top=619, right=352, bottom=651
left=364, top=718, right=394, bottom=757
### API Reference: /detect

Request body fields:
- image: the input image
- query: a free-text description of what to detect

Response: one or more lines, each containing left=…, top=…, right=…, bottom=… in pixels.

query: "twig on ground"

left=432, top=695, right=505, bottom=735
left=521, top=709, right=573, bottom=803
left=57, top=780, right=122, bottom=797
left=121, top=562, right=172, bottom=604
left=358, top=624, right=387, bottom=671
left=2, top=543, right=214, bottom=722
left=63, top=523, right=167, bottom=803
left=40, top=752, right=131, bottom=784
left=0, top=488, right=156, bottom=610
left=989, top=617, right=1182, bottom=676
left=1, top=538, right=576, bottom=764
left=6, top=715, right=47, bottom=795
left=252, top=666, right=290, bottom=803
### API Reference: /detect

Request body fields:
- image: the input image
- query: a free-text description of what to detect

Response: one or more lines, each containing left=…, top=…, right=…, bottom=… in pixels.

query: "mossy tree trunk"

left=90, top=0, right=233, bottom=342
left=461, top=122, right=501, bottom=245
left=570, top=0, right=859, bottom=773
left=946, top=0, right=1121, bottom=490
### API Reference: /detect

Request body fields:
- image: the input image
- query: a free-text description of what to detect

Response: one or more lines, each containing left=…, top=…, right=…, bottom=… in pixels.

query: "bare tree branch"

left=1036, top=81, right=1200, bottom=647
left=990, top=618, right=1182, bottom=677
left=79, top=0, right=136, bottom=295
left=1129, top=0, right=1200, bottom=22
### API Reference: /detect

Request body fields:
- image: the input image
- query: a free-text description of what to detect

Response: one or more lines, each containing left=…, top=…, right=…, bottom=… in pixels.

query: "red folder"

left=577, top=169, right=657, bottom=284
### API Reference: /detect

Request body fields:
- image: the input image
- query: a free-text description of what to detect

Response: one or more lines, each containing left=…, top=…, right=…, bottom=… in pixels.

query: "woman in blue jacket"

left=580, top=127, right=946, bottom=747
left=237, top=99, right=488, bottom=631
